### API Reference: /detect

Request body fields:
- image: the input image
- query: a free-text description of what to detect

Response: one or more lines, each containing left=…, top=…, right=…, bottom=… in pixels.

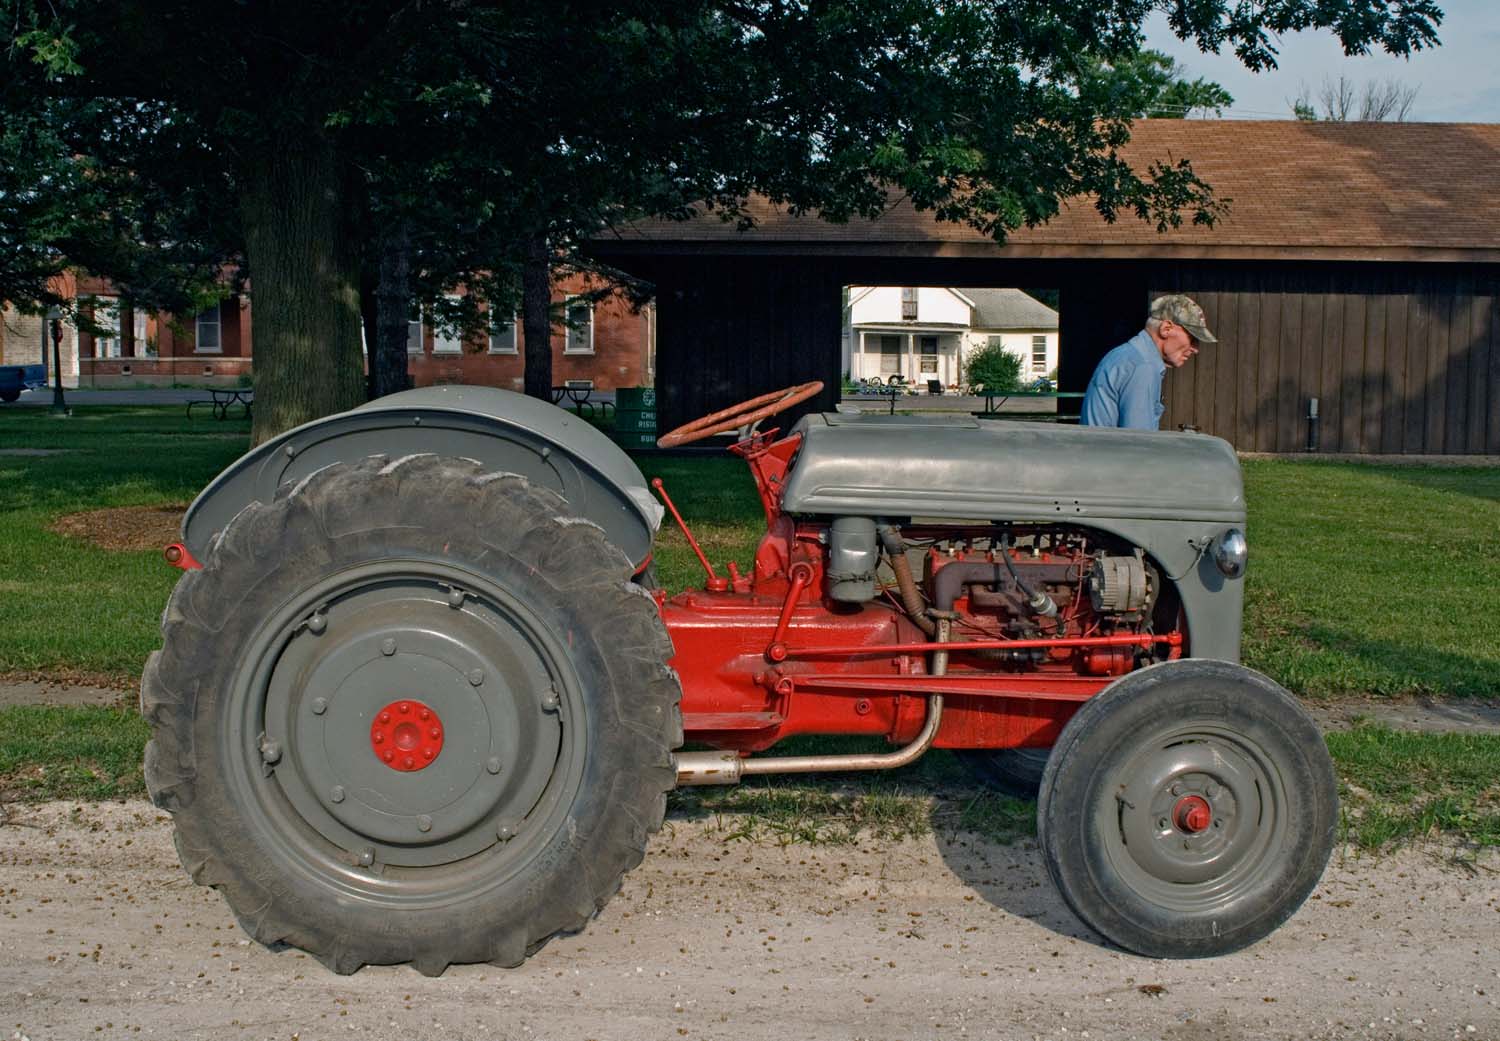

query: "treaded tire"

left=955, top=747, right=1050, bottom=800
left=142, top=455, right=682, bottom=975
left=0, top=388, right=20, bottom=403
left=1036, top=659, right=1337, bottom=959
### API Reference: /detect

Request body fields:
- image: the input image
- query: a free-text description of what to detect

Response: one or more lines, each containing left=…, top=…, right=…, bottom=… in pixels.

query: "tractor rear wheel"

left=142, top=455, right=681, bottom=974
left=1036, top=659, right=1336, bottom=959
left=955, top=747, right=1050, bottom=800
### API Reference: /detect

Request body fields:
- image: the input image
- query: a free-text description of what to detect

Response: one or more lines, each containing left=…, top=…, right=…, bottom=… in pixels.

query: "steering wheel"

left=656, top=380, right=825, bottom=448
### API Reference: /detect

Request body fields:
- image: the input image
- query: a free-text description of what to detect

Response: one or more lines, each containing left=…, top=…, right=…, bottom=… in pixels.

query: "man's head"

left=1145, top=294, right=1216, bottom=368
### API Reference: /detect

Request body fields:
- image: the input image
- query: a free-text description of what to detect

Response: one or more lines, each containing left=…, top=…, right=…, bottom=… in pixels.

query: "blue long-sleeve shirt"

left=1079, top=330, right=1165, bottom=430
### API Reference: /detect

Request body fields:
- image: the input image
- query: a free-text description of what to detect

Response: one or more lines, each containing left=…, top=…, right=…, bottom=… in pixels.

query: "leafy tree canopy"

left=2, top=1, right=1443, bottom=440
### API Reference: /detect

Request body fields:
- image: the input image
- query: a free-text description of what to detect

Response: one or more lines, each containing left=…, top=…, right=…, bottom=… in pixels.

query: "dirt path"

left=1, top=801, right=1496, bottom=1041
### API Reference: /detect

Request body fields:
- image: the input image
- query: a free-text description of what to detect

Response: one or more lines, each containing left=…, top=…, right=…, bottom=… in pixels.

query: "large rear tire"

left=142, top=455, right=682, bottom=974
left=1037, top=659, right=1336, bottom=959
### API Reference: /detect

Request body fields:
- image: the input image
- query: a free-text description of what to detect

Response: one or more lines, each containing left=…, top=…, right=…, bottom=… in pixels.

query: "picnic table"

left=187, top=387, right=254, bottom=420
left=973, top=390, right=1083, bottom=421
left=551, top=381, right=613, bottom=421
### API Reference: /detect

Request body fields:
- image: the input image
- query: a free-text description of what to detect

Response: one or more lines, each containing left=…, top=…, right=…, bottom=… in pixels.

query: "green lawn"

left=0, top=408, right=1496, bottom=847
left=0, top=407, right=249, bottom=678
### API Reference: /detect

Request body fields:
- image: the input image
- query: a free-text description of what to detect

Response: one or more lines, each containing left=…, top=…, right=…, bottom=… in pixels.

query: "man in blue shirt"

left=1080, top=295, right=1216, bottom=429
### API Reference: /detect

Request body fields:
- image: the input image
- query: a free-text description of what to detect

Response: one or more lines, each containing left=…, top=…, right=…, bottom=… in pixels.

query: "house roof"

left=599, top=121, right=1500, bottom=263
left=964, top=288, right=1058, bottom=330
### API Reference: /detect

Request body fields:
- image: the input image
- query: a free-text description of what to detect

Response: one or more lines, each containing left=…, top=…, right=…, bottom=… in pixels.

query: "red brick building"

left=61, top=273, right=653, bottom=391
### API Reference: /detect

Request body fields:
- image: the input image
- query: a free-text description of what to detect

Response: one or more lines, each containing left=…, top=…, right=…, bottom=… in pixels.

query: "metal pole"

left=49, top=314, right=69, bottom=416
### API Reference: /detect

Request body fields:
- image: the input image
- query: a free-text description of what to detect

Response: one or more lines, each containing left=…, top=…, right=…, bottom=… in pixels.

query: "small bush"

left=963, top=343, right=1023, bottom=393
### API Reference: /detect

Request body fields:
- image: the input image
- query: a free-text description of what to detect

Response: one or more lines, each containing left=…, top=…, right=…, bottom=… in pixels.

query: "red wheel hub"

left=370, top=700, right=444, bottom=771
left=1173, top=795, right=1212, bottom=834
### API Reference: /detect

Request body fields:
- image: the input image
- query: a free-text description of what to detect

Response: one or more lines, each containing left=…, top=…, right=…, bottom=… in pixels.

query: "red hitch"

left=163, top=542, right=202, bottom=571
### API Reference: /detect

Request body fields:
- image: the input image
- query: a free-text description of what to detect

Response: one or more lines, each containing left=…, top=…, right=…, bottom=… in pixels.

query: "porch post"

left=906, top=333, right=914, bottom=381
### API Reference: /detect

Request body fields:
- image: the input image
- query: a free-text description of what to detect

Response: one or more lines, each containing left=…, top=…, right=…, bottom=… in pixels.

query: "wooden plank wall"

left=1156, top=263, right=1500, bottom=454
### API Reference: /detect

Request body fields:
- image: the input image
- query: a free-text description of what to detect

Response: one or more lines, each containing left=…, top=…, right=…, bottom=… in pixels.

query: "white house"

left=843, top=286, right=1058, bottom=387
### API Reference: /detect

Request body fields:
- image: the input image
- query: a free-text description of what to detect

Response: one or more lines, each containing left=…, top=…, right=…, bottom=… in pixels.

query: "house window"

left=565, top=297, right=593, bottom=354
left=919, top=336, right=938, bottom=374
left=901, top=287, right=918, bottom=321
left=878, top=335, right=902, bottom=376
left=407, top=310, right=424, bottom=354
left=89, top=297, right=121, bottom=358
left=432, top=296, right=463, bottom=354
left=987, top=335, right=1004, bottom=350
left=1032, top=335, right=1048, bottom=373
left=489, top=311, right=517, bottom=354
left=195, top=305, right=221, bottom=354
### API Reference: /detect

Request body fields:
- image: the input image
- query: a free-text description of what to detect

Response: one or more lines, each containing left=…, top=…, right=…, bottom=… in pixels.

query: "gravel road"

left=2, top=801, right=1497, bottom=1041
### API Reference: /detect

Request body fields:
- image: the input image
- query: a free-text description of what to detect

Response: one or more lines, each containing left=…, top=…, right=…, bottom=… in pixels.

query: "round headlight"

left=1212, top=528, right=1247, bottom=578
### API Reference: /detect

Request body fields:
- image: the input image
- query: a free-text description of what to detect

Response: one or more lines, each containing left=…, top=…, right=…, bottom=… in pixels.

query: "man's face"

left=1158, top=321, right=1200, bottom=368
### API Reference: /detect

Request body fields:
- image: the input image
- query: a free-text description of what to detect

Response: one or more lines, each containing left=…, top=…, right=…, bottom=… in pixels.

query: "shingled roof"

left=602, top=121, right=1500, bottom=263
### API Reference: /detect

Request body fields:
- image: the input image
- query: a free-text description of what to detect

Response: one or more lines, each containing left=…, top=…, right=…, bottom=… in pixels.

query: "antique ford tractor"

left=145, top=381, right=1337, bottom=975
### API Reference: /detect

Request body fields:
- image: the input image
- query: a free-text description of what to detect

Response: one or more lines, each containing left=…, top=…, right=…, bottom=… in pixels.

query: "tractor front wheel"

left=1036, top=659, right=1336, bottom=959
left=142, top=455, right=681, bottom=974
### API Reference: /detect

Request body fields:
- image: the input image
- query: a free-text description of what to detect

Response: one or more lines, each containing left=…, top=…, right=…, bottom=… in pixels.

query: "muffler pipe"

left=675, top=618, right=949, bottom=786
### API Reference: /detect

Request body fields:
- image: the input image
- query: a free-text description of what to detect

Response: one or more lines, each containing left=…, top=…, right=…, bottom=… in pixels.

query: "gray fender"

left=181, top=386, right=662, bottom=568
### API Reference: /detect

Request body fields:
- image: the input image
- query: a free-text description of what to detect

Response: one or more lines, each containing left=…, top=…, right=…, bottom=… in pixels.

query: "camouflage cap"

left=1149, top=294, right=1217, bottom=344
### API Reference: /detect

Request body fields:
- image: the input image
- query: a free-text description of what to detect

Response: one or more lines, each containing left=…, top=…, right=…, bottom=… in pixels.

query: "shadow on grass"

left=1296, top=623, right=1500, bottom=700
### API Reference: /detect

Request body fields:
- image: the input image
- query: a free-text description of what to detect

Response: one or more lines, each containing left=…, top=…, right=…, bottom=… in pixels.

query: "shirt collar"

left=1130, top=329, right=1165, bottom=374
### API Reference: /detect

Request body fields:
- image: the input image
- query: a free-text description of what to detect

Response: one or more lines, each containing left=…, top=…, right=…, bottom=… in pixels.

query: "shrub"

left=963, top=342, right=1023, bottom=393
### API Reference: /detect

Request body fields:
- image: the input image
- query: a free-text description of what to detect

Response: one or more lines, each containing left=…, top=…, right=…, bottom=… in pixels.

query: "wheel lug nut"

left=329, top=785, right=345, bottom=804
left=497, top=821, right=517, bottom=841
left=380, top=637, right=397, bottom=656
left=310, top=697, right=328, bottom=715
left=429, top=727, right=440, bottom=739
left=1204, top=781, right=1219, bottom=798
left=403, top=756, right=415, bottom=769
left=398, top=702, right=410, bottom=714
left=486, top=757, right=502, bottom=775
left=423, top=748, right=434, bottom=759
left=307, top=612, right=326, bottom=635
left=260, top=740, right=282, bottom=765
left=541, top=687, right=560, bottom=712
left=357, top=847, right=375, bottom=867
left=383, top=750, right=395, bottom=762
left=417, top=815, right=432, bottom=833
left=419, top=708, right=431, bottom=721
left=379, top=712, right=391, bottom=724
left=1158, top=817, right=1169, bottom=830
left=447, top=588, right=466, bottom=608
left=468, top=669, right=485, bottom=687
left=1170, top=782, right=1185, bottom=796
left=373, top=731, right=384, bottom=744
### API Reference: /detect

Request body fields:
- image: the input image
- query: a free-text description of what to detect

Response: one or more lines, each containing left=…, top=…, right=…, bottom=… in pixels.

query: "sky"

left=1145, top=0, right=1500, bottom=122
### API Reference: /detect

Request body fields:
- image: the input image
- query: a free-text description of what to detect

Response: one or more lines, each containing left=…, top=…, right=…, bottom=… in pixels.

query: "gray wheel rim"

left=221, top=557, right=589, bottom=906
left=1095, top=721, right=1288, bottom=915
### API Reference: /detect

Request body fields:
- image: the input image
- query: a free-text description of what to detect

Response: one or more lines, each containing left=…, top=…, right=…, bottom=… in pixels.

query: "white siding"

left=848, top=286, right=970, bottom=327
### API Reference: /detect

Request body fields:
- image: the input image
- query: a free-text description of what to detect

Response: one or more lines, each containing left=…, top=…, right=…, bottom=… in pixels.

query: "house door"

left=879, top=335, right=902, bottom=376
left=919, top=336, right=939, bottom=376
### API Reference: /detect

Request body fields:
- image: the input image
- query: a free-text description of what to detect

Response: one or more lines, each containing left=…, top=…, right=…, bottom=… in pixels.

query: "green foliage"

left=0, top=705, right=149, bottom=801
left=962, top=342, right=1024, bottom=394
left=1081, top=49, right=1235, bottom=119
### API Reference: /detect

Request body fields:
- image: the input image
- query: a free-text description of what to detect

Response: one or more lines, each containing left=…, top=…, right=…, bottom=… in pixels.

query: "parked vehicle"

left=144, top=382, right=1336, bottom=975
left=0, top=364, right=46, bottom=402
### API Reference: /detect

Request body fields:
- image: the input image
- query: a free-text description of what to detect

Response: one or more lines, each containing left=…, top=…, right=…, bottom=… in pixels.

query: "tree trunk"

left=240, top=129, right=365, bottom=444
left=522, top=231, right=552, bottom=400
left=368, top=219, right=413, bottom=400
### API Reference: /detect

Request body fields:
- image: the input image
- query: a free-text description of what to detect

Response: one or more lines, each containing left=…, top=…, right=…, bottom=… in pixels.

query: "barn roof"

left=599, top=121, right=1500, bottom=263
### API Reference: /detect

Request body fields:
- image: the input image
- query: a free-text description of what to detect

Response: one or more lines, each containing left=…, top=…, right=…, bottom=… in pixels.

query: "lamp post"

left=49, top=311, right=69, bottom=416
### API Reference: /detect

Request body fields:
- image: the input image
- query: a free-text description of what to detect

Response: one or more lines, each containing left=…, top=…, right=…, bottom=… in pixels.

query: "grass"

left=1241, top=460, right=1500, bottom=699
left=0, top=407, right=249, bottom=679
left=0, top=705, right=149, bottom=801
left=1327, top=723, right=1500, bottom=852
left=1, top=407, right=1498, bottom=850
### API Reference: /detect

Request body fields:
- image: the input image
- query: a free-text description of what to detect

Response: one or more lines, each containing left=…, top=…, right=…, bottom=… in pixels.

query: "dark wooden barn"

left=593, top=120, right=1500, bottom=454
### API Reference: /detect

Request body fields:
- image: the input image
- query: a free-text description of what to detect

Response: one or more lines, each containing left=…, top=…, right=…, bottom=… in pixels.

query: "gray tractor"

left=144, top=382, right=1337, bottom=974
